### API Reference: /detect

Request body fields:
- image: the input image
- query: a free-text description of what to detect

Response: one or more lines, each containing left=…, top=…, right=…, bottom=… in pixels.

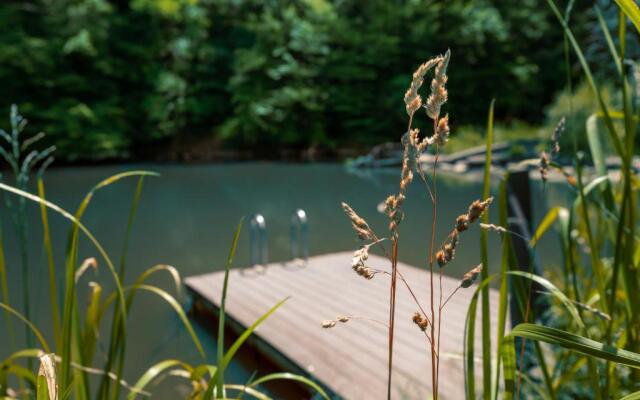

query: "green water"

left=0, top=163, right=568, bottom=397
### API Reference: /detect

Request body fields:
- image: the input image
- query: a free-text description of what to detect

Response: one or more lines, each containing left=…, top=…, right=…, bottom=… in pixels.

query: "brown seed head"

left=436, top=250, right=447, bottom=267
left=404, top=57, right=442, bottom=116
left=322, top=320, right=337, bottom=329
left=456, top=214, right=469, bottom=232
left=467, top=197, right=493, bottom=223
left=461, top=264, right=483, bottom=288
left=426, top=50, right=451, bottom=120
left=412, top=311, right=429, bottom=331
left=435, top=114, right=450, bottom=146
left=341, top=202, right=373, bottom=240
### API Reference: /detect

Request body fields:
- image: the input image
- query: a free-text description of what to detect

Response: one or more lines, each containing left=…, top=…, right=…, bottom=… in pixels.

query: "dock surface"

left=186, top=252, right=501, bottom=399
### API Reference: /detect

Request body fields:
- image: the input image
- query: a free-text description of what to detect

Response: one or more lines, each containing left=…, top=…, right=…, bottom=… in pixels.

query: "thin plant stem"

left=428, top=130, right=440, bottom=399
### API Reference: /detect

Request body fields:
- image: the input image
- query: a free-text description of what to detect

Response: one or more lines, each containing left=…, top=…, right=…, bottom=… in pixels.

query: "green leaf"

left=464, top=275, right=495, bottom=399
left=620, top=390, right=640, bottom=400
left=530, top=206, right=560, bottom=247
left=0, top=302, right=50, bottom=352
left=249, top=373, right=330, bottom=400
left=614, top=0, right=640, bottom=33
left=37, top=179, right=61, bottom=348
left=215, top=219, right=244, bottom=398
left=500, top=335, right=517, bottom=400
left=509, top=323, right=640, bottom=368
left=479, top=99, right=495, bottom=400
left=206, top=297, right=289, bottom=400
left=506, top=271, right=584, bottom=329
left=131, top=285, right=205, bottom=359
left=127, top=359, right=193, bottom=400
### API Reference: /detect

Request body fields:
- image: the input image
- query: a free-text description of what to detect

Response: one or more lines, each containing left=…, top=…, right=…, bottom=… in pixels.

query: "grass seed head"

left=467, top=197, right=493, bottom=223
left=412, top=311, right=429, bottom=331
left=461, top=264, right=483, bottom=288
left=322, top=320, right=337, bottom=329
left=426, top=50, right=451, bottom=120
left=455, top=214, right=469, bottom=232
left=434, top=114, right=450, bottom=146
left=341, top=202, right=373, bottom=240
left=404, top=57, right=443, bottom=117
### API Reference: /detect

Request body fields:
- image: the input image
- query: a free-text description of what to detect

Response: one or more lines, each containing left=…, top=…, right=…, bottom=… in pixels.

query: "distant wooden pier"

left=186, top=252, right=502, bottom=399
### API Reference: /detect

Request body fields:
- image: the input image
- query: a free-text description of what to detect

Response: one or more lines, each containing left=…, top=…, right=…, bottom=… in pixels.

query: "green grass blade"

left=132, top=285, right=206, bottom=359
left=81, top=282, right=102, bottom=364
left=0, top=214, right=15, bottom=353
left=4, top=364, right=37, bottom=387
left=480, top=99, right=495, bottom=399
left=0, top=180, right=131, bottom=392
left=530, top=206, right=560, bottom=247
left=498, top=336, right=515, bottom=400
left=127, top=359, right=193, bottom=400
left=595, top=5, right=623, bottom=75
left=37, top=179, right=61, bottom=348
left=464, top=275, right=495, bottom=399
left=37, top=375, right=50, bottom=400
left=0, top=302, right=50, bottom=352
left=509, top=323, right=640, bottom=368
left=546, top=0, right=626, bottom=159
left=119, top=176, right=145, bottom=279
left=506, top=271, right=584, bottom=330
left=493, top=176, right=511, bottom=400
left=215, top=219, right=243, bottom=398
left=614, top=0, right=640, bottom=33
left=586, top=115, right=608, bottom=180
left=206, top=297, right=289, bottom=400
left=249, top=372, right=330, bottom=400
left=224, top=384, right=271, bottom=400
left=620, top=390, right=640, bottom=400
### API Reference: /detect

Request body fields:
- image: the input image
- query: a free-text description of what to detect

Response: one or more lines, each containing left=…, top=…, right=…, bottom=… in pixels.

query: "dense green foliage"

left=1, top=0, right=571, bottom=160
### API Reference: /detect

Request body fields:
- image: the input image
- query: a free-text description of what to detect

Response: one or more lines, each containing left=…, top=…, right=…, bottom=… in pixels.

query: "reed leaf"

left=464, top=275, right=495, bottom=399
left=127, top=359, right=193, bottom=400
left=493, top=176, right=511, bottom=400
left=214, top=219, right=243, bottom=398
left=248, top=373, right=329, bottom=400
left=546, top=0, right=625, bottom=159
left=614, top=0, right=640, bottom=33
left=0, top=302, right=50, bottom=352
left=205, top=297, right=289, bottom=400
left=509, top=323, right=640, bottom=368
left=506, top=271, right=584, bottom=329
left=119, top=176, right=145, bottom=278
left=5, top=364, right=37, bottom=386
left=530, top=207, right=560, bottom=247
left=620, top=390, right=640, bottom=400
left=130, top=285, right=205, bottom=359
left=37, top=375, right=51, bottom=400
left=480, top=99, right=495, bottom=400
left=37, top=179, right=61, bottom=347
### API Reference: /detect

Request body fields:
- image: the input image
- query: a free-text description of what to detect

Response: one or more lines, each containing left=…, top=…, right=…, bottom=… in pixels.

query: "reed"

left=334, top=51, right=492, bottom=399
left=0, top=108, right=327, bottom=399
left=466, top=2, right=640, bottom=399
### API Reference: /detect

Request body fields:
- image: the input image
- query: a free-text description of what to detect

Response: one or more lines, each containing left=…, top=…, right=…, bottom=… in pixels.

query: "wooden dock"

left=185, top=252, right=502, bottom=399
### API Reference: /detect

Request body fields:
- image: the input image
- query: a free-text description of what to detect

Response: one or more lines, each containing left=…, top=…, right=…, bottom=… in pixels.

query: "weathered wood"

left=186, top=252, right=503, bottom=399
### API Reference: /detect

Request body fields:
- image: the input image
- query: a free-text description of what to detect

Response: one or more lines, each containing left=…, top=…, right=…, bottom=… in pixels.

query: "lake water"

left=0, top=163, right=568, bottom=397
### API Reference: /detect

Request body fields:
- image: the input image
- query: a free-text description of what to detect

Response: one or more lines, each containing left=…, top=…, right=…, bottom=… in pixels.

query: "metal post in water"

left=290, top=209, right=309, bottom=265
left=249, top=214, right=268, bottom=269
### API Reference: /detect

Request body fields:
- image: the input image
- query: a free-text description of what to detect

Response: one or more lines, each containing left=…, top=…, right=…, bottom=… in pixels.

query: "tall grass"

left=0, top=108, right=328, bottom=399
left=332, top=51, right=493, bottom=400
left=466, top=1, right=640, bottom=399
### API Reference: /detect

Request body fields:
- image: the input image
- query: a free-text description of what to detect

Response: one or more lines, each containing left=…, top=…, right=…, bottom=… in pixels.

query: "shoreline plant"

left=328, top=50, right=493, bottom=399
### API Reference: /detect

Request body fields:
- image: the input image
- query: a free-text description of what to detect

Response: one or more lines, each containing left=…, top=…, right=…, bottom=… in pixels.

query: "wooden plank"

left=186, top=252, right=503, bottom=399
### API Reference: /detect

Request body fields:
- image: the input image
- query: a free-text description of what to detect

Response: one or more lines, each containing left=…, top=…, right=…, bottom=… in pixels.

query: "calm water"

left=0, top=163, right=568, bottom=397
